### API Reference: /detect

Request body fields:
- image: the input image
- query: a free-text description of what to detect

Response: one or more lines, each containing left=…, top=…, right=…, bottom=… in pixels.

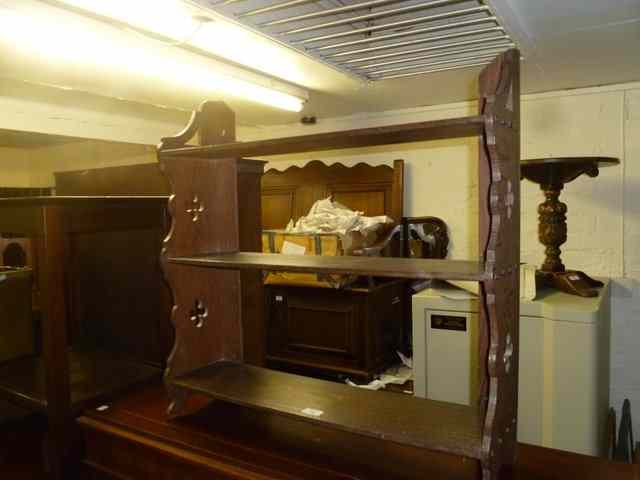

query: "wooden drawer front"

left=83, top=423, right=275, bottom=480
left=267, top=288, right=364, bottom=371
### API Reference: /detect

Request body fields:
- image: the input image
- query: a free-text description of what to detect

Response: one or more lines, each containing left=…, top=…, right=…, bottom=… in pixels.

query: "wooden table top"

left=521, top=157, right=619, bottom=167
left=78, top=382, right=638, bottom=480
left=0, top=195, right=168, bottom=205
left=520, top=157, right=620, bottom=186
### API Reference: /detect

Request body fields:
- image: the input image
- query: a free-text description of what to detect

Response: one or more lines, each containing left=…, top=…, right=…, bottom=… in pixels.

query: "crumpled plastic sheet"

left=286, top=197, right=392, bottom=237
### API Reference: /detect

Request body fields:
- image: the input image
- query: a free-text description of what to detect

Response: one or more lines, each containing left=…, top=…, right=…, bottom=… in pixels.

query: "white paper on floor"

left=397, top=350, right=412, bottom=369
left=346, top=352, right=413, bottom=391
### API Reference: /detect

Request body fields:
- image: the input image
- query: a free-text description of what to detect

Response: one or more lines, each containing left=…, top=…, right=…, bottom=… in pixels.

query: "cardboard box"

left=261, top=230, right=367, bottom=288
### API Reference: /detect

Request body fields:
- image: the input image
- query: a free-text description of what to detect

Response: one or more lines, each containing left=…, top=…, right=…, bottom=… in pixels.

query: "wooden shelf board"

left=0, top=350, right=161, bottom=413
left=159, top=115, right=485, bottom=159
left=168, top=252, right=486, bottom=281
left=172, top=362, right=483, bottom=459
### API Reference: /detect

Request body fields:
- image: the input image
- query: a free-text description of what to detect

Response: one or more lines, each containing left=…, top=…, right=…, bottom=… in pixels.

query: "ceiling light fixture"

left=28, top=0, right=308, bottom=111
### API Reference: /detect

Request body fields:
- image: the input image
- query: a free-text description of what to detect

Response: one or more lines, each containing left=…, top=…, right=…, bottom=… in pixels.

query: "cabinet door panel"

left=286, top=302, right=358, bottom=357
left=266, top=282, right=405, bottom=379
left=266, top=287, right=364, bottom=372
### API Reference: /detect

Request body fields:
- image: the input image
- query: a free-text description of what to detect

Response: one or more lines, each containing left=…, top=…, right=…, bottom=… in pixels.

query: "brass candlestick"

left=521, top=157, right=619, bottom=297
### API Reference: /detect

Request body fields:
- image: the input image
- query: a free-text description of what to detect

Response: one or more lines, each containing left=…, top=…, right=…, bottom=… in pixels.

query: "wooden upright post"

left=37, top=206, right=73, bottom=479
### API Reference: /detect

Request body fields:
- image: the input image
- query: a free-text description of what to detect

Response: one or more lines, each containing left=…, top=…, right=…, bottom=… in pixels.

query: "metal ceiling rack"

left=194, top=0, right=517, bottom=81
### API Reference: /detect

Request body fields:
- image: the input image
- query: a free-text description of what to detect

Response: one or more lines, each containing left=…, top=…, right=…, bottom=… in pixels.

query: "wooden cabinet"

left=0, top=196, right=169, bottom=479
left=261, top=159, right=408, bottom=379
left=266, top=280, right=405, bottom=380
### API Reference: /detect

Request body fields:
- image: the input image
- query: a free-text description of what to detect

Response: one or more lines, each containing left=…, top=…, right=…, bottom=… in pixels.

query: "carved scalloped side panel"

left=164, top=263, right=242, bottom=415
left=160, top=156, right=240, bottom=257
left=480, top=273, right=520, bottom=477
left=159, top=155, right=243, bottom=416
left=478, top=49, right=521, bottom=480
left=480, top=49, right=521, bottom=276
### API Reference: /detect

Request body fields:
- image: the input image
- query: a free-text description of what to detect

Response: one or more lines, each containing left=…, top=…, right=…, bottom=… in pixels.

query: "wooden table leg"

left=38, top=206, right=73, bottom=479
left=522, top=157, right=618, bottom=298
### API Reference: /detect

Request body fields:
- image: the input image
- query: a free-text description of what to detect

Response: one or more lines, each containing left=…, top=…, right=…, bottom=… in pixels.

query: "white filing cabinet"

left=412, top=281, right=611, bottom=456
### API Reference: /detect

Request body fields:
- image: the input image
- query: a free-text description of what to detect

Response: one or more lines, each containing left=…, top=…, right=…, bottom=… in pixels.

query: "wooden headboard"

left=55, top=160, right=404, bottom=229
left=54, top=160, right=449, bottom=260
left=54, top=159, right=405, bottom=230
left=55, top=163, right=169, bottom=195
left=261, top=160, right=404, bottom=230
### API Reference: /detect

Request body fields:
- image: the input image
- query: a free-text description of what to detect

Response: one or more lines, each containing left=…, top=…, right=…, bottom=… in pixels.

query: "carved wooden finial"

left=158, top=101, right=237, bottom=151
left=198, top=101, right=236, bottom=146
left=158, top=108, right=201, bottom=151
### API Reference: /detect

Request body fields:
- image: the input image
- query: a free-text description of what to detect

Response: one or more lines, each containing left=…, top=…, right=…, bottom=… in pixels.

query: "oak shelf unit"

left=157, top=49, right=520, bottom=480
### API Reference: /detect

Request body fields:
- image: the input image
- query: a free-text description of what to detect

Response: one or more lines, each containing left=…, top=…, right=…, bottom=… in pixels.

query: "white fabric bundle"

left=286, top=197, right=392, bottom=237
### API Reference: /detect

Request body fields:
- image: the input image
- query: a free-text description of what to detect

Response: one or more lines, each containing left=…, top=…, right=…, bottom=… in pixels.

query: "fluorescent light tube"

left=1, top=1, right=307, bottom=112
left=53, top=0, right=204, bottom=41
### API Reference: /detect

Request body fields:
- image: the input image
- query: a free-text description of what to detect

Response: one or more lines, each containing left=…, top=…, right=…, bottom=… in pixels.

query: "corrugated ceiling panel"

left=191, top=0, right=517, bottom=80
